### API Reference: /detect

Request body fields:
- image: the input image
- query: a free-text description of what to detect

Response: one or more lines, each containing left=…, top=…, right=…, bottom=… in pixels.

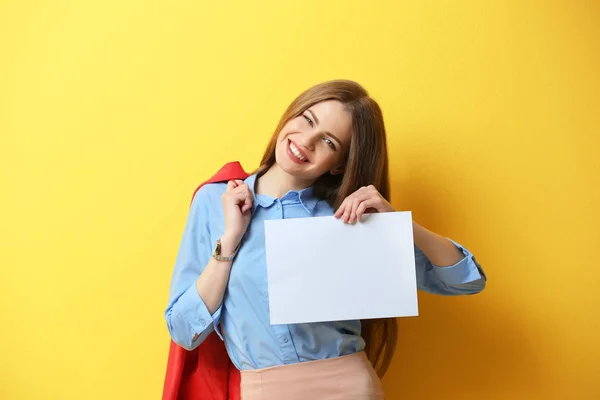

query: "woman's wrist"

left=220, top=233, right=241, bottom=256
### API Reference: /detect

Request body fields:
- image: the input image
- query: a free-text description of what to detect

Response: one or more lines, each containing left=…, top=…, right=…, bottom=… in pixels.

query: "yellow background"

left=1, top=1, right=599, bottom=399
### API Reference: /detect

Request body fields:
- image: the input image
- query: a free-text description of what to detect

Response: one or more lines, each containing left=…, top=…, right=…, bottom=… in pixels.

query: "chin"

left=276, top=153, right=307, bottom=175
left=274, top=151, right=316, bottom=182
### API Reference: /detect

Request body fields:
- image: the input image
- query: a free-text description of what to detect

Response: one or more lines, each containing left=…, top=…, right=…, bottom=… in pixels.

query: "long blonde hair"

left=257, top=79, right=397, bottom=377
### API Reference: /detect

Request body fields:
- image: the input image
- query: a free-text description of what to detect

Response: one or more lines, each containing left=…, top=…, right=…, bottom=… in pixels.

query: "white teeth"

left=289, top=142, right=306, bottom=161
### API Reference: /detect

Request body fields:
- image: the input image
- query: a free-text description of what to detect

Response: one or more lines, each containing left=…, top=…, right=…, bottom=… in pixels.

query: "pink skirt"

left=240, top=351, right=385, bottom=400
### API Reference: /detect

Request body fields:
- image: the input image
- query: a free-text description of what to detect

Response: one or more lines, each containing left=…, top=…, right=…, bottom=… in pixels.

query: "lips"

left=287, top=139, right=309, bottom=164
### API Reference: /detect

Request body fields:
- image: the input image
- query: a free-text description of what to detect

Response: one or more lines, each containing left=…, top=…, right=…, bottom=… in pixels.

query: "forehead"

left=308, top=100, right=353, bottom=144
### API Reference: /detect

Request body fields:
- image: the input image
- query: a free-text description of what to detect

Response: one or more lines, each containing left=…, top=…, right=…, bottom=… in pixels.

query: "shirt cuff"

left=176, top=283, right=223, bottom=339
left=431, top=239, right=485, bottom=286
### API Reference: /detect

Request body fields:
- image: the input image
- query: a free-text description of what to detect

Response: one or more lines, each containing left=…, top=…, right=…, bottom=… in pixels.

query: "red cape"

left=162, top=161, right=247, bottom=400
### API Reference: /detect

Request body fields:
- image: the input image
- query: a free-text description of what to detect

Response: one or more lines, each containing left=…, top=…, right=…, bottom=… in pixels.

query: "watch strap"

left=212, top=238, right=240, bottom=261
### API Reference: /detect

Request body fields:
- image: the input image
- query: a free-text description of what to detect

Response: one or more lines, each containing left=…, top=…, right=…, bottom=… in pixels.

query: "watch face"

left=213, top=240, right=221, bottom=256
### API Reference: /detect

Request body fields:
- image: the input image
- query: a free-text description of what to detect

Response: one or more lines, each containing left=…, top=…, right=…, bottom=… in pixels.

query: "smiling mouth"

left=288, top=140, right=309, bottom=163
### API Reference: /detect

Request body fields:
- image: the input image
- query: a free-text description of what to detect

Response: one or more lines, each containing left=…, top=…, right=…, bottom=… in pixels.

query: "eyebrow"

left=307, top=108, right=343, bottom=147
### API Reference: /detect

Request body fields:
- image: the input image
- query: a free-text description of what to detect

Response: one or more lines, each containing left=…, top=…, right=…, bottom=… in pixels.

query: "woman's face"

left=275, top=100, right=353, bottom=183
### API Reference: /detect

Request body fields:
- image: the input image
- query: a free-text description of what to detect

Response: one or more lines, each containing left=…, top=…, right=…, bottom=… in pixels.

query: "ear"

left=330, top=164, right=345, bottom=176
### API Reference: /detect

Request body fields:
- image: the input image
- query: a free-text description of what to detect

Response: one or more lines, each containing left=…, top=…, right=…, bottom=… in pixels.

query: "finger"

left=349, top=197, right=366, bottom=224
left=232, top=185, right=253, bottom=211
left=336, top=193, right=359, bottom=219
left=356, top=198, right=380, bottom=221
left=227, top=180, right=236, bottom=191
left=351, top=190, right=383, bottom=222
left=342, top=191, right=372, bottom=223
left=355, top=190, right=380, bottom=222
left=352, top=190, right=376, bottom=203
left=342, top=198, right=359, bottom=223
left=339, top=198, right=350, bottom=221
left=349, top=195, right=370, bottom=223
left=241, top=191, right=253, bottom=213
left=334, top=198, right=349, bottom=218
left=232, top=185, right=251, bottom=200
left=335, top=186, right=373, bottom=218
left=335, top=204, right=345, bottom=219
left=231, top=189, right=249, bottom=203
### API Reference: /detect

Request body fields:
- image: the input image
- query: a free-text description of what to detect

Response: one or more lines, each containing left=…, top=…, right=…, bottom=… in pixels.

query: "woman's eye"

left=324, top=138, right=336, bottom=150
left=303, top=114, right=313, bottom=127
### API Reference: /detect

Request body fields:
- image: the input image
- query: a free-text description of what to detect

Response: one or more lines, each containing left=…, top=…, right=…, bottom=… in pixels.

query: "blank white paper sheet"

left=264, top=211, right=419, bottom=325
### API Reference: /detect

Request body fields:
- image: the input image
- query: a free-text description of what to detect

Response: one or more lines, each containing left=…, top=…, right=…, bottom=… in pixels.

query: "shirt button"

left=276, top=203, right=281, bottom=209
left=199, top=319, right=206, bottom=327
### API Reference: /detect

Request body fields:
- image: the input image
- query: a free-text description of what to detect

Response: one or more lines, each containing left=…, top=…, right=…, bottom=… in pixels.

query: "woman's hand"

left=334, top=185, right=395, bottom=223
left=221, top=180, right=253, bottom=249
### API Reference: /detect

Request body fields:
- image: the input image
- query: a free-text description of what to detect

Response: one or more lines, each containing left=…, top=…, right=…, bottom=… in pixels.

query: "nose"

left=296, top=131, right=318, bottom=151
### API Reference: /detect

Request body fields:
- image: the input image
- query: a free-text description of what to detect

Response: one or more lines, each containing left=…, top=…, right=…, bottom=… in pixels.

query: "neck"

left=256, top=164, right=315, bottom=198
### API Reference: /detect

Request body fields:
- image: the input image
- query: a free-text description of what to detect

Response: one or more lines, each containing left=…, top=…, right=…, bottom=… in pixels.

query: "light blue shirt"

left=165, top=174, right=486, bottom=370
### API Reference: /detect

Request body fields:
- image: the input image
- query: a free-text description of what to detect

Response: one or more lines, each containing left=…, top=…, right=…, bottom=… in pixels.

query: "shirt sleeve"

left=164, top=186, right=223, bottom=351
left=415, top=239, right=487, bottom=296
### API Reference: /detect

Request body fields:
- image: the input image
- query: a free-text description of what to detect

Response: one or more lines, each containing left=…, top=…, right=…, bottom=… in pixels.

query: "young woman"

left=165, top=80, right=486, bottom=399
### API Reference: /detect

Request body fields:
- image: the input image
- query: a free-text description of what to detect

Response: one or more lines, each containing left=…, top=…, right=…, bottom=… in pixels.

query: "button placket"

left=277, top=335, right=288, bottom=344
left=273, top=325, right=299, bottom=364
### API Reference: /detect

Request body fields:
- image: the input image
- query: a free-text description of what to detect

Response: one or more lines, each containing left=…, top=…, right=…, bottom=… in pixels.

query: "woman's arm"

left=412, top=225, right=486, bottom=296
left=165, top=186, right=224, bottom=351
left=197, top=179, right=253, bottom=314
left=412, top=221, right=486, bottom=295
left=412, top=221, right=464, bottom=267
left=335, top=185, right=486, bottom=295
left=165, top=181, right=252, bottom=351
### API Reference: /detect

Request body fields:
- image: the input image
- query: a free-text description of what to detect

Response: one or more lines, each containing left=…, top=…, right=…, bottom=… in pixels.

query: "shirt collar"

left=244, top=174, right=319, bottom=214
left=298, top=186, right=318, bottom=214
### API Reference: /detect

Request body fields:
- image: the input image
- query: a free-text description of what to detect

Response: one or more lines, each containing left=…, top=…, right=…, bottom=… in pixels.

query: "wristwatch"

left=212, top=238, right=240, bottom=261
